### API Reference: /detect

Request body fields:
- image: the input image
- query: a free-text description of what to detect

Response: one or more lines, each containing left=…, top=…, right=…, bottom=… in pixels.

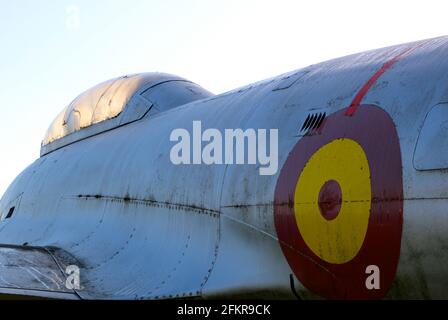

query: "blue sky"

left=1, top=0, right=447, bottom=195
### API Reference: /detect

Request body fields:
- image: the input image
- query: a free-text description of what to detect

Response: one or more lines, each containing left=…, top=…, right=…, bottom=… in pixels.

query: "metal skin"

left=1, top=36, right=448, bottom=299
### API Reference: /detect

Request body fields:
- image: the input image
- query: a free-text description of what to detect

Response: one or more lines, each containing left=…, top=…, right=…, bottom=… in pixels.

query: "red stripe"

left=345, top=43, right=423, bottom=116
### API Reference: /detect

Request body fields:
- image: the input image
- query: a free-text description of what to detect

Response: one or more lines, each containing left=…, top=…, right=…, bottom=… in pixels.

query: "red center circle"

left=318, top=180, right=342, bottom=220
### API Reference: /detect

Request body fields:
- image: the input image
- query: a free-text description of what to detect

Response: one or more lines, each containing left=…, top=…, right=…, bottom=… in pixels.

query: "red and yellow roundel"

left=274, top=105, right=403, bottom=299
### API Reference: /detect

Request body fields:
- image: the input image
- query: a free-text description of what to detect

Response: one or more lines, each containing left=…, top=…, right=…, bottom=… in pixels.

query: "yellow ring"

left=294, top=138, right=371, bottom=264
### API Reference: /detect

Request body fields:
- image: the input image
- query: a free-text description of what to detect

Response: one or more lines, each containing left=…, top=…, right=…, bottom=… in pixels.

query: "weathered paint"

left=1, top=37, right=448, bottom=299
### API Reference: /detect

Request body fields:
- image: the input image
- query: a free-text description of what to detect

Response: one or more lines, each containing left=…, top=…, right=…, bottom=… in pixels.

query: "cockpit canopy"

left=41, top=73, right=213, bottom=156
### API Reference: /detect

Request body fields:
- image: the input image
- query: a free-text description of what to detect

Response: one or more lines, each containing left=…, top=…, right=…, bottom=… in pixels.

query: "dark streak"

left=73, top=195, right=220, bottom=216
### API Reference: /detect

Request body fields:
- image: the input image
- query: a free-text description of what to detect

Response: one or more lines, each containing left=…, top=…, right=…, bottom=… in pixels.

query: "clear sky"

left=0, top=0, right=447, bottom=195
